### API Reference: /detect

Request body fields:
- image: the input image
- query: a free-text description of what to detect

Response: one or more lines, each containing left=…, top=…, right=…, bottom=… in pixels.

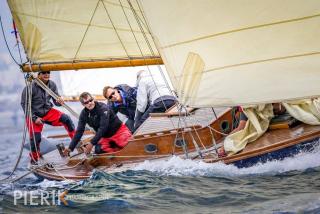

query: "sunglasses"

left=82, top=98, right=93, bottom=105
left=108, top=91, right=115, bottom=100
left=39, top=71, right=51, bottom=75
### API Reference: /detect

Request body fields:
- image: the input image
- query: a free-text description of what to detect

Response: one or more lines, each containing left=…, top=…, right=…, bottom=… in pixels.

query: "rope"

left=73, top=0, right=100, bottom=60
left=176, top=105, right=203, bottom=158
left=0, top=82, right=29, bottom=182
left=101, top=1, right=130, bottom=59
left=33, top=77, right=80, bottom=119
left=0, top=16, right=21, bottom=66
left=121, top=0, right=176, bottom=130
left=12, top=19, right=23, bottom=64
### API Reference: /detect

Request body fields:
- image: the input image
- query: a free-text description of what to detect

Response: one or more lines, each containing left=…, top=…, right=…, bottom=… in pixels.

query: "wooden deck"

left=135, top=107, right=226, bottom=135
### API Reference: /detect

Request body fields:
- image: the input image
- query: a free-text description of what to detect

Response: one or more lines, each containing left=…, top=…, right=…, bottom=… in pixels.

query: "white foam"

left=133, top=144, right=320, bottom=177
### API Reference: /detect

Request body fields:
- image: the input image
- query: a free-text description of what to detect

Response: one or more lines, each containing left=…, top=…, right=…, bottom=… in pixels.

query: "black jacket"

left=69, top=101, right=122, bottom=151
left=21, top=80, right=61, bottom=121
left=108, top=84, right=137, bottom=120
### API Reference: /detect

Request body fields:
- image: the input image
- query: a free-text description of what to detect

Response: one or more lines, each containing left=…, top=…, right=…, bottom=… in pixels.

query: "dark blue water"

left=1, top=128, right=320, bottom=214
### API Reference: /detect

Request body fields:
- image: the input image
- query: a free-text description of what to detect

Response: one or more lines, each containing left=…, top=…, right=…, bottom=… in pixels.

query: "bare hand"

left=35, top=118, right=43, bottom=125
left=62, top=148, right=71, bottom=157
left=56, top=97, right=65, bottom=105
left=83, top=143, right=93, bottom=155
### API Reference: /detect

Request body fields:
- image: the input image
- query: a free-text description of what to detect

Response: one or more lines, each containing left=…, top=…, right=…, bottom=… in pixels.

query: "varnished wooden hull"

left=30, top=108, right=320, bottom=181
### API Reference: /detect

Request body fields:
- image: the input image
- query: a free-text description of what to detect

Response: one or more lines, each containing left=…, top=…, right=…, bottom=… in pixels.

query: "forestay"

left=140, top=0, right=320, bottom=107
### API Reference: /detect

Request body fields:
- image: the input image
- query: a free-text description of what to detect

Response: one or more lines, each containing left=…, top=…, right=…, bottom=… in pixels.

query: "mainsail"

left=140, top=0, right=320, bottom=107
left=8, top=0, right=320, bottom=107
left=7, top=0, right=161, bottom=71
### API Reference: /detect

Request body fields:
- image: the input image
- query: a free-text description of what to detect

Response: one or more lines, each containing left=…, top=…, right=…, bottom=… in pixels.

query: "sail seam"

left=203, top=51, right=320, bottom=73
left=12, top=12, right=144, bottom=33
left=162, top=14, right=320, bottom=49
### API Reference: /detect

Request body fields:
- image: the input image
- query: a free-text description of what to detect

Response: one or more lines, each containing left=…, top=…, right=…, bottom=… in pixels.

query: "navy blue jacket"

left=69, top=101, right=122, bottom=151
left=108, top=84, right=137, bottom=120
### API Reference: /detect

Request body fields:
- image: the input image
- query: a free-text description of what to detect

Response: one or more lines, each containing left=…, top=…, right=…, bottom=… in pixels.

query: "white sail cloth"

left=140, top=0, right=320, bottom=107
left=283, top=99, right=320, bottom=125
left=224, top=99, right=320, bottom=155
left=224, top=104, right=274, bottom=155
left=8, top=0, right=158, bottom=63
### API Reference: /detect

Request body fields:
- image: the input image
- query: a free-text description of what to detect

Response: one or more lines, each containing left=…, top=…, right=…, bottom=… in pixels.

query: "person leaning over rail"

left=134, top=70, right=177, bottom=130
left=63, top=92, right=132, bottom=156
left=103, top=84, right=137, bottom=133
left=21, top=71, right=75, bottom=164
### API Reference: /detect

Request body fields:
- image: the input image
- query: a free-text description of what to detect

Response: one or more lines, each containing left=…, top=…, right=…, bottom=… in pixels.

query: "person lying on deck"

left=134, top=70, right=177, bottom=130
left=103, top=84, right=137, bottom=133
left=63, top=92, right=132, bottom=156
left=217, top=103, right=286, bottom=157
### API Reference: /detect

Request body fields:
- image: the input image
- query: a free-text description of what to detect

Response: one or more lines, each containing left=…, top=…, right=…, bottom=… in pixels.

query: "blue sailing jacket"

left=108, top=84, right=137, bottom=120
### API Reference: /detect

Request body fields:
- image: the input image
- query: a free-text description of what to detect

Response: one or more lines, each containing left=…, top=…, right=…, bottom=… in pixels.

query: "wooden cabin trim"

left=66, top=108, right=232, bottom=167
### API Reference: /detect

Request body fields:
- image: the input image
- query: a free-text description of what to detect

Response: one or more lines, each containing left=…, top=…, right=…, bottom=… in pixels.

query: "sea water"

left=0, top=128, right=320, bottom=214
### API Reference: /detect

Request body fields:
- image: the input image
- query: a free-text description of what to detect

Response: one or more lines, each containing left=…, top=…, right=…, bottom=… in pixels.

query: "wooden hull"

left=30, top=108, right=320, bottom=181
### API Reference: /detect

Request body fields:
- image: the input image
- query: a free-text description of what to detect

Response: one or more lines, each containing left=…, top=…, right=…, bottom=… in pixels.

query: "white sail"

left=8, top=0, right=158, bottom=63
left=140, top=0, right=320, bottom=107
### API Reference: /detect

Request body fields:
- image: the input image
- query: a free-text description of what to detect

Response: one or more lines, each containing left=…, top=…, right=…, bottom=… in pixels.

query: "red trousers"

left=97, top=124, right=132, bottom=153
left=26, top=108, right=75, bottom=161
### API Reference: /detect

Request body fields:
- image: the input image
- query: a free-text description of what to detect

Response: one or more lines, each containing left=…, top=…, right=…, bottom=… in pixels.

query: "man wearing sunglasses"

left=21, top=71, right=75, bottom=163
left=103, top=84, right=137, bottom=132
left=63, top=92, right=132, bottom=156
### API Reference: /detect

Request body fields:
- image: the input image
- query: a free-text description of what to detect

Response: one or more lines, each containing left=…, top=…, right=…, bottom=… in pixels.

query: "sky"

left=0, top=0, right=26, bottom=95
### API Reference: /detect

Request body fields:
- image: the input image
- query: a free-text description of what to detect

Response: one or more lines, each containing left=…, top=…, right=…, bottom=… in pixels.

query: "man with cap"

left=21, top=71, right=75, bottom=163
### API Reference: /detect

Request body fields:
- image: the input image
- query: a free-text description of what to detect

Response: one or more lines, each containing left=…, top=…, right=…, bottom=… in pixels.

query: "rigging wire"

left=73, top=0, right=100, bottom=60
left=0, top=15, right=21, bottom=66
left=130, top=0, right=173, bottom=91
left=101, top=0, right=130, bottom=59
left=0, top=79, right=29, bottom=182
left=120, top=0, right=177, bottom=130
left=12, top=19, right=23, bottom=64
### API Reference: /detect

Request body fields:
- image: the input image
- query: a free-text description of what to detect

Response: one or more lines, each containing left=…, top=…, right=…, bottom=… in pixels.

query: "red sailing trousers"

left=97, top=124, right=132, bottom=153
left=26, top=108, right=75, bottom=161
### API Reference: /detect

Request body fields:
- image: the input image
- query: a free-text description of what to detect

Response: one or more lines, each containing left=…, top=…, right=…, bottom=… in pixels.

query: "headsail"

left=8, top=0, right=161, bottom=71
left=140, top=0, right=320, bottom=107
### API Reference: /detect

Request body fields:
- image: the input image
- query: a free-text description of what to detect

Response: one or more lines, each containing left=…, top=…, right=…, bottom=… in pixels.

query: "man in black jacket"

left=103, top=84, right=137, bottom=132
left=21, top=71, right=75, bottom=163
left=63, top=92, right=132, bottom=155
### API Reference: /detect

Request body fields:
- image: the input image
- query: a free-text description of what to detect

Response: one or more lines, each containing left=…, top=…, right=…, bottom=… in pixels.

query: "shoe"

left=30, top=159, right=38, bottom=165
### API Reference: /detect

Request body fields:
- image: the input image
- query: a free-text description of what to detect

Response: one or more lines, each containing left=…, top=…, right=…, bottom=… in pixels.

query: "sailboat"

left=7, top=0, right=320, bottom=181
